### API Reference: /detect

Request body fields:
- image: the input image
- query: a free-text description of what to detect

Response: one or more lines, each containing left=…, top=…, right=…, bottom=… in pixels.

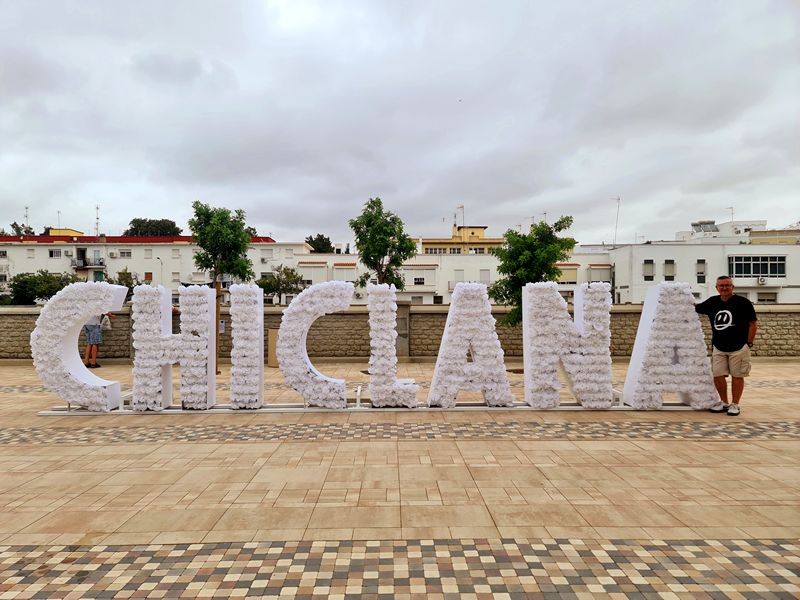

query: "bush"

left=10, top=270, right=82, bottom=305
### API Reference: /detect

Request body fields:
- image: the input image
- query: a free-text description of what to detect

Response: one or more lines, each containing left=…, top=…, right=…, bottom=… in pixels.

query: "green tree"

left=305, top=233, right=335, bottom=253
left=122, top=218, right=183, bottom=236
left=188, top=201, right=255, bottom=372
left=10, top=270, right=81, bottom=305
left=10, top=222, right=34, bottom=236
left=106, top=267, right=141, bottom=301
left=488, top=216, right=577, bottom=326
left=348, top=197, right=416, bottom=289
left=256, top=264, right=305, bottom=305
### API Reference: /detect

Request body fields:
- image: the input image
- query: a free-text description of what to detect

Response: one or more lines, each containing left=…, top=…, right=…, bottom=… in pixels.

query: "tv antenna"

left=24, top=206, right=29, bottom=227
left=613, top=196, right=620, bottom=248
left=95, top=205, right=100, bottom=237
left=725, top=206, right=734, bottom=222
left=456, top=204, right=465, bottom=227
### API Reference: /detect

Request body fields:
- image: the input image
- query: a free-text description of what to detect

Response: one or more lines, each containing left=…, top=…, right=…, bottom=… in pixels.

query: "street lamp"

left=155, top=256, right=163, bottom=286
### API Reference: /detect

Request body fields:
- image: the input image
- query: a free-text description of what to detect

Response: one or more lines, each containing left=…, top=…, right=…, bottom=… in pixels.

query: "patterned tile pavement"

left=1, top=420, right=800, bottom=445
left=1, top=361, right=799, bottom=598
left=2, top=538, right=799, bottom=599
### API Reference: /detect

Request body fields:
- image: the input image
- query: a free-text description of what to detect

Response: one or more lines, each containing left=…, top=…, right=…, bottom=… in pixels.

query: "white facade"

left=2, top=218, right=798, bottom=304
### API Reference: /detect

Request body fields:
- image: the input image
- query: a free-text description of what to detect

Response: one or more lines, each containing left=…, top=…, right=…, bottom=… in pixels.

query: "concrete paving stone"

left=0, top=359, right=798, bottom=597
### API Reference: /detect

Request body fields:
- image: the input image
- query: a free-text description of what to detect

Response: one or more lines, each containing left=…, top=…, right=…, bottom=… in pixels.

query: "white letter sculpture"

left=522, top=282, right=613, bottom=409
left=30, top=282, right=128, bottom=412
left=131, top=285, right=216, bottom=411
left=428, top=283, right=513, bottom=408
left=367, top=284, right=419, bottom=407
left=229, top=283, right=264, bottom=409
left=623, top=282, right=717, bottom=409
left=277, top=281, right=354, bottom=408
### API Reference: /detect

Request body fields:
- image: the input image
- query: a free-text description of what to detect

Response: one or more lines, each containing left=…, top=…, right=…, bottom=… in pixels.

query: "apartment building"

left=1, top=219, right=797, bottom=305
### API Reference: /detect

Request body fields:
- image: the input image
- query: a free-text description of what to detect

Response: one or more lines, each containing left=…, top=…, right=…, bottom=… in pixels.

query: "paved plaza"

left=0, top=359, right=799, bottom=598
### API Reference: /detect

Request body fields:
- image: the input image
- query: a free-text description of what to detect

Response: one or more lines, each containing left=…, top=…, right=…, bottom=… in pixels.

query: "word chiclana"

left=30, top=281, right=717, bottom=412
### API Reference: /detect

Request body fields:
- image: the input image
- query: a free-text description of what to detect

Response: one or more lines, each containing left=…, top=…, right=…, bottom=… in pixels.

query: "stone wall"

left=1, top=304, right=797, bottom=360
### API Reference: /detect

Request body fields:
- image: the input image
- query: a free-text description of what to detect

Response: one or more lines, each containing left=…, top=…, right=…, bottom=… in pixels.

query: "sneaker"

left=727, top=404, right=740, bottom=416
left=709, top=402, right=730, bottom=413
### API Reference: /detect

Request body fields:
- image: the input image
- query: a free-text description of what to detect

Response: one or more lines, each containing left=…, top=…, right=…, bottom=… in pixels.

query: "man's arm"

left=747, top=321, right=758, bottom=346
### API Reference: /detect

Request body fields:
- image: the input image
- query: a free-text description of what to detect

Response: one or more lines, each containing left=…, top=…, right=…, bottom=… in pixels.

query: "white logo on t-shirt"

left=714, top=310, right=733, bottom=330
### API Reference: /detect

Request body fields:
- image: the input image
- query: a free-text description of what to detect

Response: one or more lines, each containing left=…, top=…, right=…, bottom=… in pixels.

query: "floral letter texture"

left=522, top=282, right=613, bottom=409
left=131, top=285, right=216, bottom=411
left=30, top=282, right=128, bottom=412
left=277, top=281, right=354, bottom=409
left=229, top=284, right=264, bottom=409
left=367, top=284, right=419, bottom=407
left=427, top=283, right=513, bottom=408
left=623, top=282, right=717, bottom=409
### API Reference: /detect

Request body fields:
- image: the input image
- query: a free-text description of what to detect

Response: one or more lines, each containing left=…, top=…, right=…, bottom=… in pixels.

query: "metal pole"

left=613, top=196, right=620, bottom=248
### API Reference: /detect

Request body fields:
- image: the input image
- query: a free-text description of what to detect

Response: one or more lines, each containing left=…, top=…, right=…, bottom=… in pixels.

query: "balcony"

left=71, top=258, right=105, bottom=268
left=448, top=280, right=492, bottom=291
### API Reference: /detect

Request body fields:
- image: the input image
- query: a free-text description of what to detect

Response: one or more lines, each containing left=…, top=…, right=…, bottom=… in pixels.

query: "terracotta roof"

left=0, top=235, right=276, bottom=244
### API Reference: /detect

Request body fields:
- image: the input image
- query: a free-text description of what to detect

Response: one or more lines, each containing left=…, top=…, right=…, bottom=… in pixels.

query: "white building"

left=1, top=219, right=798, bottom=305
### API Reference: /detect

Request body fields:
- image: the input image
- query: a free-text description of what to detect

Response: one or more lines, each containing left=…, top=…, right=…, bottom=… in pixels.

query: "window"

left=0, top=250, right=7, bottom=258
left=261, top=248, right=273, bottom=258
left=558, top=268, right=578, bottom=285
left=171, top=272, right=180, bottom=282
left=260, top=272, right=273, bottom=280
left=172, top=249, right=180, bottom=259
left=588, top=266, right=612, bottom=283
left=145, top=249, right=153, bottom=259
left=144, top=271, right=153, bottom=282
left=0, top=274, right=7, bottom=282
left=411, top=296, right=423, bottom=304
left=663, top=259, right=675, bottom=281
left=424, top=247, right=446, bottom=254
left=27, top=249, right=35, bottom=259
left=49, top=249, right=62, bottom=258
left=479, top=269, right=491, bottom=284
left=285, top=248, right=293, bottom=258
left=470, top=247, right=485, bottom=254
left=757, top=292, right=777, bottom=304
left=453, top=269, right=464, bottom=282
left=119, top=249, right=132, bottom=259
left=696, top=259, right=706, bottom=284
left=370, top=278, right=377, bottom=285
left=643, top=259, right=654, bottom=281
left=433, top=295, right=443, bottom=304
left=302, top=279, right=312, bottom=286
left=413, top=277, right=425, bottom=286
left=449, top=248, right=461, bottom=254
left=728, top=255, right=786, bottom=277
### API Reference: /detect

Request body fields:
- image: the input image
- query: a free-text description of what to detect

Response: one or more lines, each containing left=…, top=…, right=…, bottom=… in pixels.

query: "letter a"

left=623, top=283, right=717, bottom=409
left=522, top=282, right=613, bottom=408
left=428, top=283, right=513, bottom=408
left=277, top=281, right=354, bottom=408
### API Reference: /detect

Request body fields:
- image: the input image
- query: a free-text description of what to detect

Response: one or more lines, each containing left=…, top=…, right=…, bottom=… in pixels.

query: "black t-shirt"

left=695, top=294, right=757, bottom=352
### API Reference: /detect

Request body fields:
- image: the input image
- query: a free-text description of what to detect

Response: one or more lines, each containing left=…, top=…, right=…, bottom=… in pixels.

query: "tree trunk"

left=215, top=279, right=221, bottom=375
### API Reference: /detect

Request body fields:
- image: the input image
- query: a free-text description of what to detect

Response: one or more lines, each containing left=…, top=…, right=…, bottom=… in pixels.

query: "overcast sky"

left=1, top=0, right=797, bottom=245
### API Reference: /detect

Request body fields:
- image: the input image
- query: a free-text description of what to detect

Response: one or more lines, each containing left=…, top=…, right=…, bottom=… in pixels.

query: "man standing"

left=695, top=275, right=758, bottom=416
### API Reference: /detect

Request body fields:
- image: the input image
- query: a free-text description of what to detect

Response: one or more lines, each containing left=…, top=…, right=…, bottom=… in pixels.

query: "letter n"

left=523, top=282, right=613, bottom=408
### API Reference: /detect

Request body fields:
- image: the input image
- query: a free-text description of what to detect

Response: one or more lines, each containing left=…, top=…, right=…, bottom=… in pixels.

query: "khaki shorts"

left=712, top=345, right=751, bottom=378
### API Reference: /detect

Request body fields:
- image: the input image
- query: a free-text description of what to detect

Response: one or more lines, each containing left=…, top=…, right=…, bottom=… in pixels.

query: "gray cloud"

left=0, top=0, right=797, bottom=244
